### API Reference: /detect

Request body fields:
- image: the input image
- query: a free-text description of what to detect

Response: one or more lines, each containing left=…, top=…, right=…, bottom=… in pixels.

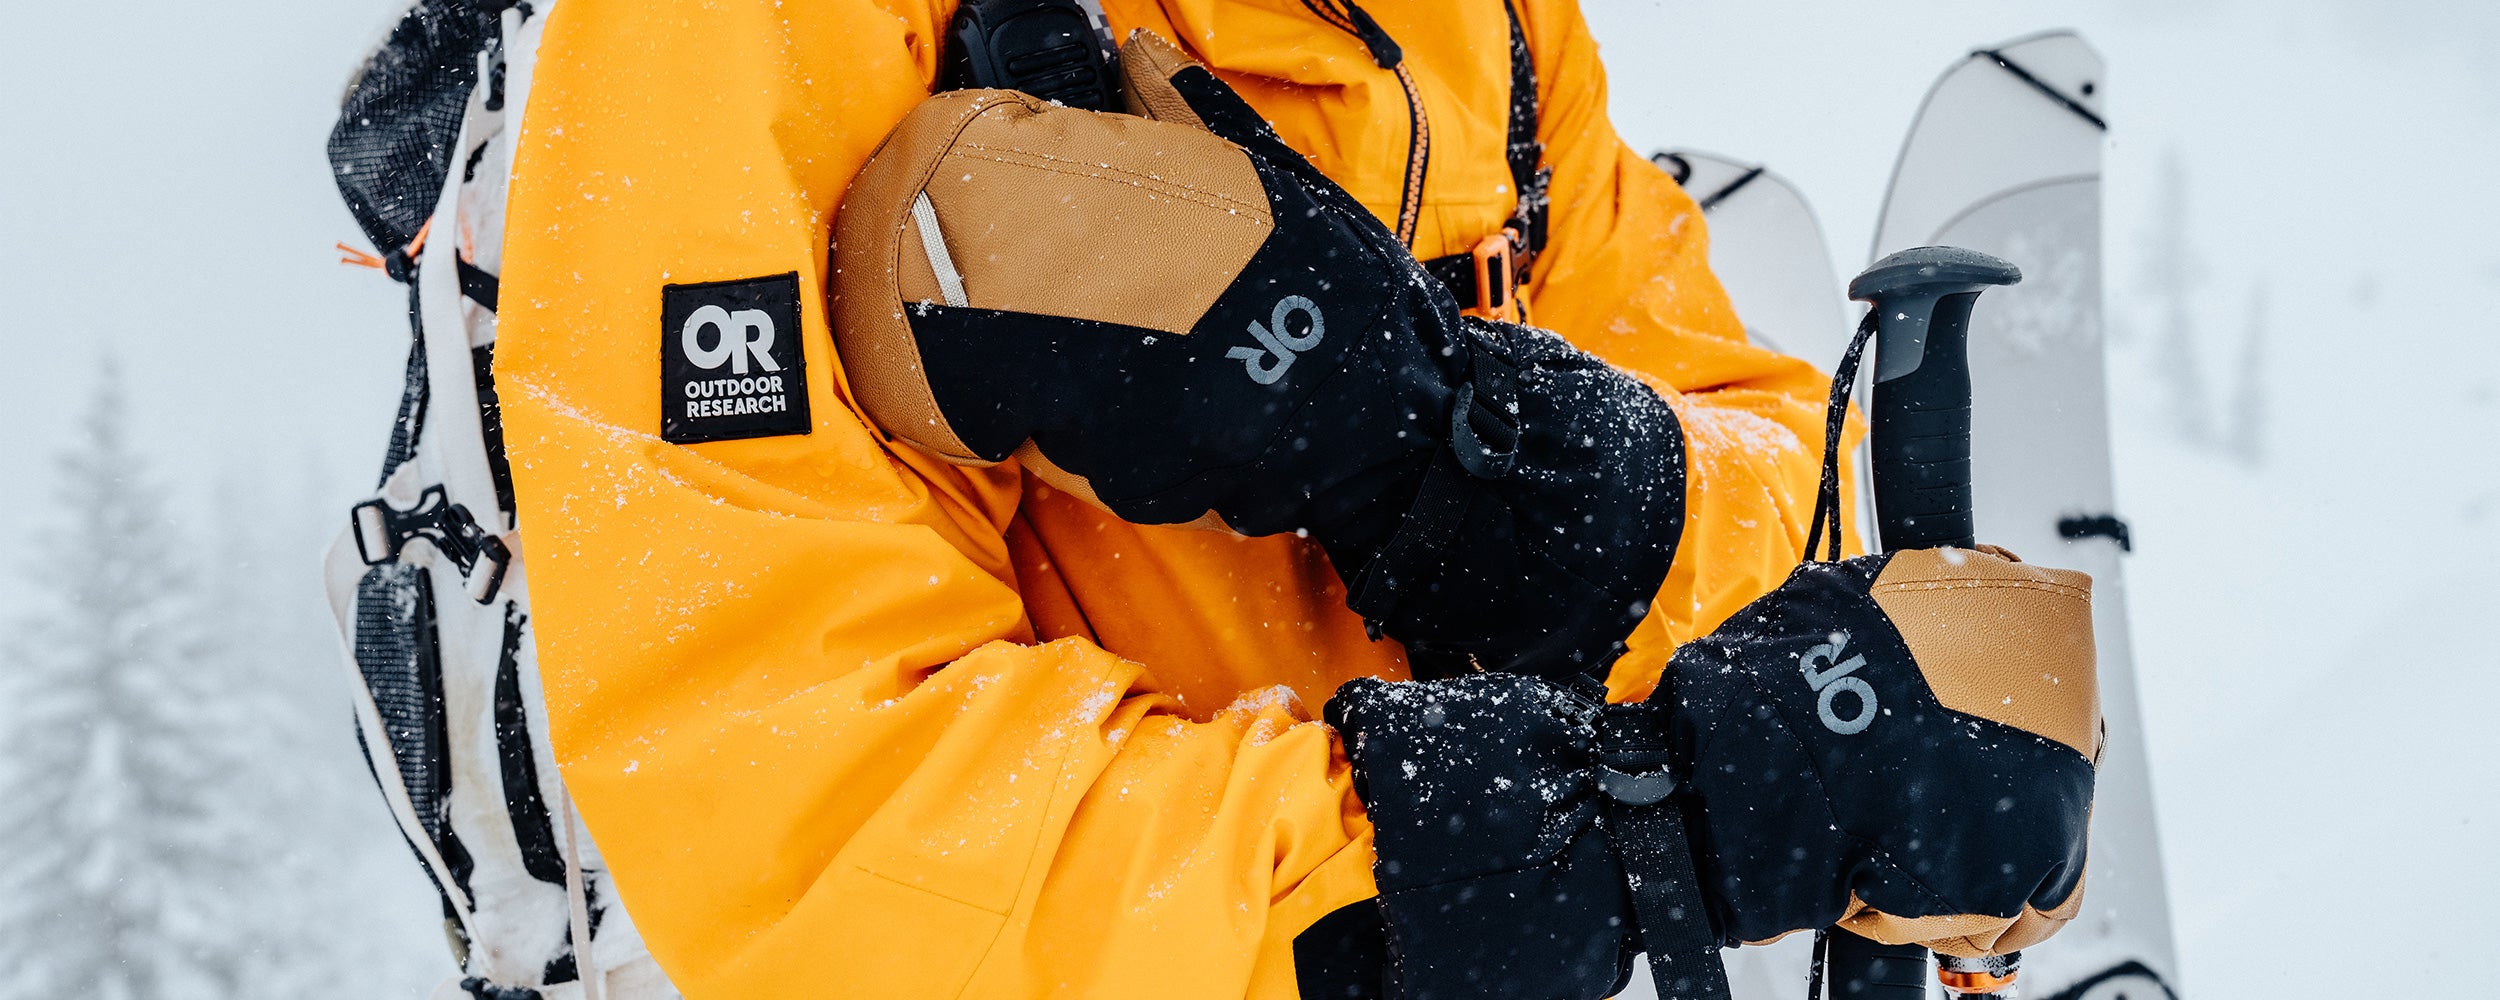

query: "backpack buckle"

left=1461, top=228, right=1521, bottom=323
left=351, top=485, right=512, bottom=604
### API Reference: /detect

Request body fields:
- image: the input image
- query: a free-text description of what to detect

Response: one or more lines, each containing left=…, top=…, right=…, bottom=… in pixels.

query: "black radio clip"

left=938, top=0, right=1120, bottom=112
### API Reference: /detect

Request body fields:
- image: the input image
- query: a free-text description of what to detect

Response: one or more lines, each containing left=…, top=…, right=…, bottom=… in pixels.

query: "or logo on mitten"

left=1225, top=294, right=1325, bottom=385
left=1799, top=631, right=1877, bottom=735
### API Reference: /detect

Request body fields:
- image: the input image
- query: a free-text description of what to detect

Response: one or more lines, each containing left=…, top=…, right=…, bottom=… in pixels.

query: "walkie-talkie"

left=938, top=0, right=1120, bottom=112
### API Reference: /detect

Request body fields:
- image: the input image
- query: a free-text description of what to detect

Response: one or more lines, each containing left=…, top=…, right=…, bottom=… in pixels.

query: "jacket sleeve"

left=1514, top=0, right=1866, bottom=697
left=497, top=3, right=1375, bottom=998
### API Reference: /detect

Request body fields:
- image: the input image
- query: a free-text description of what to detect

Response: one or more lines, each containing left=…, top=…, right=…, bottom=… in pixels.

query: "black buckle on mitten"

left=1449, top=324, right=1522, bottom=479
left=1347, top=325, right=1524, bottom=647
left=1597, top=702, right=1678, bottom=805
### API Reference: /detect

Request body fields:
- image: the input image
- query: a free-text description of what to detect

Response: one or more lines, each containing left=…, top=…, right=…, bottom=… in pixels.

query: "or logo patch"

left=660, top=273, right=811, bottom=444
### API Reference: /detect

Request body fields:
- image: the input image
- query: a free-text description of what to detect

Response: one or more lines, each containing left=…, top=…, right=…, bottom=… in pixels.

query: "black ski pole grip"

left=1847, top=246, right=2020, bottom=552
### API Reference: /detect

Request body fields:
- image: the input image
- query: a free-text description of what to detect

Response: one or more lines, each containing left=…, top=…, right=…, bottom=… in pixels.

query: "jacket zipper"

left=1299, top=0, right=1428, bottom=247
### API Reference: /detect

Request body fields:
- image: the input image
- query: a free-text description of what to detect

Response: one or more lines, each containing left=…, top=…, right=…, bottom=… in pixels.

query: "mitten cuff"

left=1328, top=675, right=1729, bottom=1000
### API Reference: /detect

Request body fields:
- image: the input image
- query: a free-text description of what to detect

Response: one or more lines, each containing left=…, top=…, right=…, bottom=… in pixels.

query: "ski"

left=1653, top=149, right=1854, bottom=376
left=1868, top=30, right=2179, bottom=1000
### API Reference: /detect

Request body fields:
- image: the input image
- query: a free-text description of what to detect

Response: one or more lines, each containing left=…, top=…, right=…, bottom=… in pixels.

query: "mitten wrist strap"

left=1598, top=702, right=1733, bottom=1000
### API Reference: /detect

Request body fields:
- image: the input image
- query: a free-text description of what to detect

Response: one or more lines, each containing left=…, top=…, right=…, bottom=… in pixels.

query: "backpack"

left=319, top=3, right=677, bottom=997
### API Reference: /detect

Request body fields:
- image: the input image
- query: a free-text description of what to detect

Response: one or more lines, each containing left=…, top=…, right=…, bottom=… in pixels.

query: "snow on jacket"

left=494, top=0, right=1857, bottom=996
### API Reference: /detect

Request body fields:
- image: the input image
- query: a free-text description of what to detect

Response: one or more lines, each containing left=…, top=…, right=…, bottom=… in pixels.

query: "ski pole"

left=1826, top=245, right=2023, bottom=999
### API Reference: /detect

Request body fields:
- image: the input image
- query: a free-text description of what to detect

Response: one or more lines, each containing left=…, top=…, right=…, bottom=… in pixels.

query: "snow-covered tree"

left=2224, top=282, right=2269, bottom=467
left=199, top=460, right=337, bottom=999
left=2143, top=149, right=2213, bottom=446
left=0, top=361, right=257, bottom=1000
left=200, top=453, right=451, bottom=1000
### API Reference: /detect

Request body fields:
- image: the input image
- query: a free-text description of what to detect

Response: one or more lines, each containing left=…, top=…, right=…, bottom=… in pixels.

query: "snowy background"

left=1, top=0, right=2494, bottom=997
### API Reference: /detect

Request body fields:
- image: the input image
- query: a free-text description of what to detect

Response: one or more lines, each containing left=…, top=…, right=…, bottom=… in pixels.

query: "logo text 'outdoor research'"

left=661, top=273, right=811, bottom=444
left=1800, top=631, right=1877, bottom=735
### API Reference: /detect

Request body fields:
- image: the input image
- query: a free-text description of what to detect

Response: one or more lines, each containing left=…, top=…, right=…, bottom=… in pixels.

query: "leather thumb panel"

left=1658, top=553, right=2096, bottom=954
left=1839, top=870, right=2089, bottom=957
left=1116, top=30, right=1209, bottom=130
left=830, top=89, right=1274, bottom=465
left=1871, top=546, right=2101, bottom=761
left=1117, top=31, right=1306, bottom=164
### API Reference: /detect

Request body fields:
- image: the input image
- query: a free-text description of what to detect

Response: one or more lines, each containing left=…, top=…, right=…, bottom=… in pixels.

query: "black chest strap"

left=1423, top=0, right=1548, bottom=322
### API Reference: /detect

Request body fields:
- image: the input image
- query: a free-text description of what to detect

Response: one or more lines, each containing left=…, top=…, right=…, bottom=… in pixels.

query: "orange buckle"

left=1937, top=967, right=2020, bottom=996
left=1462, top=227, right=1521, bottom=323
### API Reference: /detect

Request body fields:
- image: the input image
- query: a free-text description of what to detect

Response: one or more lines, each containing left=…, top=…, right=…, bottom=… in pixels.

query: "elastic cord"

left=1803, top=311, right=1880, bottom=564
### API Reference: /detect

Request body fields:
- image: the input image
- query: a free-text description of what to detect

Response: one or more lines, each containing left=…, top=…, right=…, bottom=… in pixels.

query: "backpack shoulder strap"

left=1501, top=0, right=1547, bottom=265
left=1421, top=1, right=1549, bottom=319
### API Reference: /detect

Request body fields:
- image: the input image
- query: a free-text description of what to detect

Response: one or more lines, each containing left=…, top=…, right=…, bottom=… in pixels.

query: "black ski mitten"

left=831, top=32, right=1684, bottom=679
left=1327, top=542, right=2100, bottom=1000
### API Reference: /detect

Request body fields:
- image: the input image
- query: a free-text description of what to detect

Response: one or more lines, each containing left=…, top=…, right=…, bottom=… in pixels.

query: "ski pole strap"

left=1804, top=310, right=1880, bottom=564
left=1598, top=702, right=1732, bottom=1000
left=458, top=256, right=500, bottom=311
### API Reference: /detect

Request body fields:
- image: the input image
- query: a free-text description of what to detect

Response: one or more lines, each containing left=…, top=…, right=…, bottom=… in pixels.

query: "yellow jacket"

left=498, top=1, right=1855, bottom=996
